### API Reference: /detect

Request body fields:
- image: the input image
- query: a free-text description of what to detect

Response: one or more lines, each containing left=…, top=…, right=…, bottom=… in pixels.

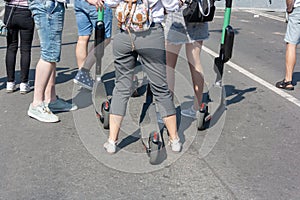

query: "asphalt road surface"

left=0, top=8, right=299, bottom=200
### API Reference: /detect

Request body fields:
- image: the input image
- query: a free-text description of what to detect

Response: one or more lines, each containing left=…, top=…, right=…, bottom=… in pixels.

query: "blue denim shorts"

left=29, top=0, right=65, bottom=62
left=285, top=7, right=300, bottom=45
left=165, top=9, right=209, bottom=44
left=74, top=0, right=112, bottom=38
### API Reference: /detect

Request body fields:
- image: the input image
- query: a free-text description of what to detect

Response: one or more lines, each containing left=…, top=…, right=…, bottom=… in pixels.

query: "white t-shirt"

left=294, top=0, right=300, bottom=8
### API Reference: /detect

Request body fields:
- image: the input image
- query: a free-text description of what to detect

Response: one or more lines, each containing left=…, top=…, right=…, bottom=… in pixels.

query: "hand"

left=86, top=0, right=105, bottom=10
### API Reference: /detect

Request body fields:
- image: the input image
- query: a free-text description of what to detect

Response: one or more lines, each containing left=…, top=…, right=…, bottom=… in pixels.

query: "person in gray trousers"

left=92, top=0, right=185, bottom=154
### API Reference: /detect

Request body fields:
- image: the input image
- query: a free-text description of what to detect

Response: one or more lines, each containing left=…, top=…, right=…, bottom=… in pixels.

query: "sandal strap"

left=276, top=79, right=294, bottom=89
left=283, top=80, right=292, bottom=85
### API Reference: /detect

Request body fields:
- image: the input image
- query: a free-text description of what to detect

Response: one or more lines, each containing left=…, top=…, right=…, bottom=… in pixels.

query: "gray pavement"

left=1, top=7, right=300, bottom=200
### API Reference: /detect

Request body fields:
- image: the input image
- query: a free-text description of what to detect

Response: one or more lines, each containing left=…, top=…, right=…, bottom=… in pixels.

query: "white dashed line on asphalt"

left=244, top=10, right=286, bottom=23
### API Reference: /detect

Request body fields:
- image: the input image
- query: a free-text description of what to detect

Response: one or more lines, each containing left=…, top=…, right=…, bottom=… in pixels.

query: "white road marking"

left=244, top=9, right=286, bottom=22
left=202, top=46, right=300, bottom=108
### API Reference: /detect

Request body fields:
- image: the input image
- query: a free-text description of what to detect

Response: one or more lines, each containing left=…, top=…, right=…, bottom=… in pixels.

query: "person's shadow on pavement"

left=0, top=67, right=78, bottom=91
left=292, top=72, right=300, bottom=86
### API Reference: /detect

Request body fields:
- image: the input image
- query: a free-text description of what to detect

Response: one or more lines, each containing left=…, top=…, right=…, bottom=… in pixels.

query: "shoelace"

left=41, top=105, right=52, bottom=114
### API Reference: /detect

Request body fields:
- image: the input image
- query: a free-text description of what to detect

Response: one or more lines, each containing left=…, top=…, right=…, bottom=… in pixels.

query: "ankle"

left=108, top=138, right=117, bottom=144
left=169, top=135, right=179, bottom=142
left=284, top=78, right=292, bottom=82
left=32, top=101, right=43, bottom=107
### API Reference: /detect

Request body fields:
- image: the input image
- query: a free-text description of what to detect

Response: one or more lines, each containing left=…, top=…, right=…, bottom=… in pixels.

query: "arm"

left=286, top=0, right=295, bottom=14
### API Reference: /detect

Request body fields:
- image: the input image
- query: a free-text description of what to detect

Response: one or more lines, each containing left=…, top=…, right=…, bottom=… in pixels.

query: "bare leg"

left=76, top=35, right=90, bottom=69
left=165, top=41, right=182, bottom=93
left=163, top=114, right=178, bottom=140
left=77, top=36, right=111, bottom=71
left=108, top=114, right=123, bottom=142
left=32, top=59, right=55, bottom=107
left=44, top=65, right=57, bottom=103
left=285, top=42, right=297, bottom=82
left=165, top=42, right=182, bottom=142
left=185, top=41, right=205, bottom=110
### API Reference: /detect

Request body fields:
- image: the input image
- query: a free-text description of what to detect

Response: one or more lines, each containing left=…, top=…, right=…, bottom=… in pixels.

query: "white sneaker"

left=169, top=137, right=182, bottom=152
left=103, top=139, right=117, bottom=154
left=181, top=106, right=197, bottom=119
left=28, top=103, right=59, bottom=123
left=20, top=82, right=31, bottom=94
left=6, top=82, right=16, bottom=93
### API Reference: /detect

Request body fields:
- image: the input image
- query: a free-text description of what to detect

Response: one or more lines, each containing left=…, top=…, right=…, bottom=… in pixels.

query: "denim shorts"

left=29, top=0, right=65, bottom=62
left=285, top=7, right=300, bottom=45
left=165, top=9, right=209, bottom=44
left=74, top=0, right=112, bottom=38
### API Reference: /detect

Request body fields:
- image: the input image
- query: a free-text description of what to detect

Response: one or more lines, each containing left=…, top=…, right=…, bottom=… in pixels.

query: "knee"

left=7, top=42, right=18, bottom=52
left=77, top=35, right=90, bottom=44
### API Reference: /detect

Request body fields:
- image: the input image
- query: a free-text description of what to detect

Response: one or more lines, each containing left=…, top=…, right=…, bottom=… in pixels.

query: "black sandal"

left=275, top=79, right=294, bottom=90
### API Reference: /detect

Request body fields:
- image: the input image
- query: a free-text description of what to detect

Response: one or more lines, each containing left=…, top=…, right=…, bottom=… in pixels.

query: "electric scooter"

left=138, top=83, right=165, bottom=165
left=92, top=8, right=110, bottom=129
left=197, top=0, right=234, bottom=130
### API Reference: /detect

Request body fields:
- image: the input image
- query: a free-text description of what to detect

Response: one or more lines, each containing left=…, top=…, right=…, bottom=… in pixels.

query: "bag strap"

left=5, top=0, right=20, bottom=27
left=198, top=0, right=211, bottom=17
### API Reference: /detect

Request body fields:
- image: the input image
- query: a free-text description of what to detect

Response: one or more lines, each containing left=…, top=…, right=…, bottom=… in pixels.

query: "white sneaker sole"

left=27, top=110, right=60, bottom=123
left=20, top=90, right=30, bottom=94
left=6, top=88, right=15, bottom=93
left=73, top=79, right=93, bottom=91
left=49, top=105, right=78, bottom=112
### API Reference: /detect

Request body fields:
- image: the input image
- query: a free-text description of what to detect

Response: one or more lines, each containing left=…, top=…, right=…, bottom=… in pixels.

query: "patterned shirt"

left=105, top=0, right=181, bottom=23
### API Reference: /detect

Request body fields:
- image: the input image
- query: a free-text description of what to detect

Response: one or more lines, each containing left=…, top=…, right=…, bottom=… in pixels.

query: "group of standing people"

left=2, top=0, right=208, bottom=154
left=2, top=0, right=299, bottom=154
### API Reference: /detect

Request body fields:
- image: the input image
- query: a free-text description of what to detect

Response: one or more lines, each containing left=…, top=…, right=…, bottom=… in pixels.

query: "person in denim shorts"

left=73, top=0, right=113, bottom=91
left=164, top=7, right=209, bottom=119
left=27, top=0, right=78, bottom=123
left=275, top=0, right=300, bottom=90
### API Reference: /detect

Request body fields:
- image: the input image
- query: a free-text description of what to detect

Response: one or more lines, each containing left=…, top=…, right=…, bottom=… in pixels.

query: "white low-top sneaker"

left=20, top=82, right=31, bottom=94
left=28, top=103, right=59, bottom=123
left=104, top=139, right=117, bottom=154
left=169, top=137, right=182, bottom=152
left=6, top=82, right=16, bottom=93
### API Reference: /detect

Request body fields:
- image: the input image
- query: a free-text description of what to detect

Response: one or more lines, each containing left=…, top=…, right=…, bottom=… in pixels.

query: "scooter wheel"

left=197, top=103, right=207, bottom=131
left=197, top=112, right=206, bottom=130
left=101, top=101, right=110, bottom=129
left=149, top=131, right=160, bottom=165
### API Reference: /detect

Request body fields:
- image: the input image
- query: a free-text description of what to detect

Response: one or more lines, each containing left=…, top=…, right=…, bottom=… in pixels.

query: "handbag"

left=115, top=0, right=153, bottom=32
left=0, top=3, right=16, bottom=37
left=182, top=0, right=216, bottom=23
left=0, top=20, right=8, bottom=37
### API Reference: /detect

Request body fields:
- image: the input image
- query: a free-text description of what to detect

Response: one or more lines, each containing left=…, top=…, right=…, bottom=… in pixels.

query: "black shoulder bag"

left=183, top=0, right=216, bottom=23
